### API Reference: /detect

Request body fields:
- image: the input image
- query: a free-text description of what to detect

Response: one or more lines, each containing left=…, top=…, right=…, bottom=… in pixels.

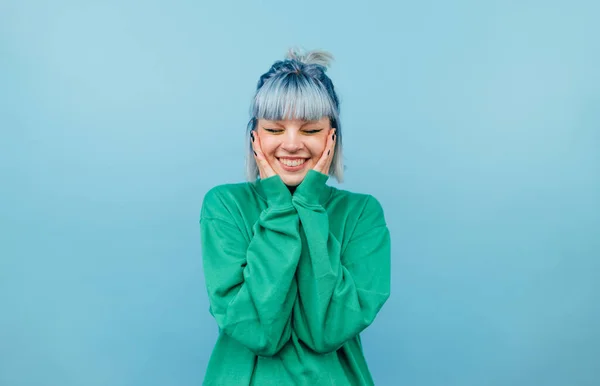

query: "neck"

left=286, top=184, right=297, bottom=194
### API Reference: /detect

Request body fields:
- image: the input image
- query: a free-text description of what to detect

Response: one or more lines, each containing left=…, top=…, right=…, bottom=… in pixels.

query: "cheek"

left=307, top=138, right=327, bottom=158
left=259, top=136, right=278, bottom=156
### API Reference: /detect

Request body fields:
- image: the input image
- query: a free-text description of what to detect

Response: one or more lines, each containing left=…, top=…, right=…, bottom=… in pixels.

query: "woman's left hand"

left=312, top=129, right=336, bottom=175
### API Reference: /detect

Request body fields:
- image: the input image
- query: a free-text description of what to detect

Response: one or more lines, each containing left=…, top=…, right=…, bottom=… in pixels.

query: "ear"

left=247, top=117, right=257, bottom=133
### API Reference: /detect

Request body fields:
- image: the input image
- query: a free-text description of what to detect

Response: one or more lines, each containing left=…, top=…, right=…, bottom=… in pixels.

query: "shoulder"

left=329, top=187, right=387, bottom=225
left=200, top=182, right=257, bottom=221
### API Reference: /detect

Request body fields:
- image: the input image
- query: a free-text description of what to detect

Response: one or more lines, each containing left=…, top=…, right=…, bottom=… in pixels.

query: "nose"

left=280, top=131, right=304, bottom=152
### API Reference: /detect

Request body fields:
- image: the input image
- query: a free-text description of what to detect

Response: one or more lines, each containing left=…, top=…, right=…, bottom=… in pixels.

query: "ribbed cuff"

left=259, top=175, right=293, bottom=208
left=293, top=170, right=329, bottom=205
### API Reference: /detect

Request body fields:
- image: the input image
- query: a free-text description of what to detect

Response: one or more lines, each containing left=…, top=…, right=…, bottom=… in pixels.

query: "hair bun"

left=285, top=47, right=334, bottom=69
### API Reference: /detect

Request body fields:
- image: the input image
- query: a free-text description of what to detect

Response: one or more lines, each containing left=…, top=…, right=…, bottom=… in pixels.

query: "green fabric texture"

left=199, top=169, right=391, bottom=385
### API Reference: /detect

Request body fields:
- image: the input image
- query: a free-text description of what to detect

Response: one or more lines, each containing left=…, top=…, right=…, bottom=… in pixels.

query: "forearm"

left=290, top=172, right=391, bottom=353
left=201, top=176, right=303, bottom=356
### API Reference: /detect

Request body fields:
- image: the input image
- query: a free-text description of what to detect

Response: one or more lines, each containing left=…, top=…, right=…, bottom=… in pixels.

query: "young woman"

left=200, top=48, right=391, bottom=385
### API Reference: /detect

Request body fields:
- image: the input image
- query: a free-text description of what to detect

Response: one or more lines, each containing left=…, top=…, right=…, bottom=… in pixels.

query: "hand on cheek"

left=313, top=129, right=336, bottom=175
left=251, top=130, right=276, bottom=179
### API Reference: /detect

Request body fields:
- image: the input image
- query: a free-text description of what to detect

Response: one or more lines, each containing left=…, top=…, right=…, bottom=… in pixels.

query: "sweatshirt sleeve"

left=291, top=170, right=391, bottom=354
left=200, top=176, right=302, bottom=356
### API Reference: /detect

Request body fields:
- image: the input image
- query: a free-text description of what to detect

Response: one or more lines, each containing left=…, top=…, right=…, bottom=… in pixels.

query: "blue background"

left=1, top=1, right=599, bottom=385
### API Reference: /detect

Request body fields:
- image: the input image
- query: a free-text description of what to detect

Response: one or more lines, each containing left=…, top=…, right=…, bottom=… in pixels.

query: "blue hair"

left=246, top=49, right=344, bottom=182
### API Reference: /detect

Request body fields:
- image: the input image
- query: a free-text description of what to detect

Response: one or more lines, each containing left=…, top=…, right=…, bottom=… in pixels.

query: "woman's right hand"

left=251, top=130, right=276, bottom=180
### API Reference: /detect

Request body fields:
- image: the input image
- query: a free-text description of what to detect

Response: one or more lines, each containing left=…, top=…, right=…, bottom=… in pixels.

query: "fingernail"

left=253, top=150, right=257, bottom=156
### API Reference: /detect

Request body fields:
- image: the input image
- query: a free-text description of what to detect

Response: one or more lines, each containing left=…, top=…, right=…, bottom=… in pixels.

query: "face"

left=256, top=117, right=333, bottom=186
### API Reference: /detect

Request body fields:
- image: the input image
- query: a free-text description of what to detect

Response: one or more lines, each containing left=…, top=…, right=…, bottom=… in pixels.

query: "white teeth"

left=280, top=158, right=306, bottom=167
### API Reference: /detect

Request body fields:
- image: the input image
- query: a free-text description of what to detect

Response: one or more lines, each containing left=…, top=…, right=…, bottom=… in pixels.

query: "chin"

left=280, top=173, right=307, bottom=187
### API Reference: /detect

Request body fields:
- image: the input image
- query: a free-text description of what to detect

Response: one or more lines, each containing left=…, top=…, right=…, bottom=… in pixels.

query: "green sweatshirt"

left=199, top=169, right=391, bottom=385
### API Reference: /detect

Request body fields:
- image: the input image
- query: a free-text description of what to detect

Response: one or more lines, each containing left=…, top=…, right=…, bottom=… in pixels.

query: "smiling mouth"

left=277, top=157, right=309, bottom=170
left=278, top=158, right=307, bottom=167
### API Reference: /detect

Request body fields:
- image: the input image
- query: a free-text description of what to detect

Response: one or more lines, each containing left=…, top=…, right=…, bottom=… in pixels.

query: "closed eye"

left=263, top=128, right=323, bottom=134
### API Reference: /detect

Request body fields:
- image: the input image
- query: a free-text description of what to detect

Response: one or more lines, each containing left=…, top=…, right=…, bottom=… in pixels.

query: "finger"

left=314, top=129, right=336, bottom=174
left=313, top=130, right=333, bottom=173
left=251, top=130, right=276, bottom=178
left=323, top=129, right=336, bottom=174
left=250, top=131, right=264, bottom=178
left=251, top=131, right=268, bottom=179
left=251, top=131, right=268, bottom=178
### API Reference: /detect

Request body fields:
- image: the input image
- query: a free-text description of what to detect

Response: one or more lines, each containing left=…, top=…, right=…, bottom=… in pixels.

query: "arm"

left=200, top=176, right=301, bottom=356
left=291, top=170, right=391, bottom=354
